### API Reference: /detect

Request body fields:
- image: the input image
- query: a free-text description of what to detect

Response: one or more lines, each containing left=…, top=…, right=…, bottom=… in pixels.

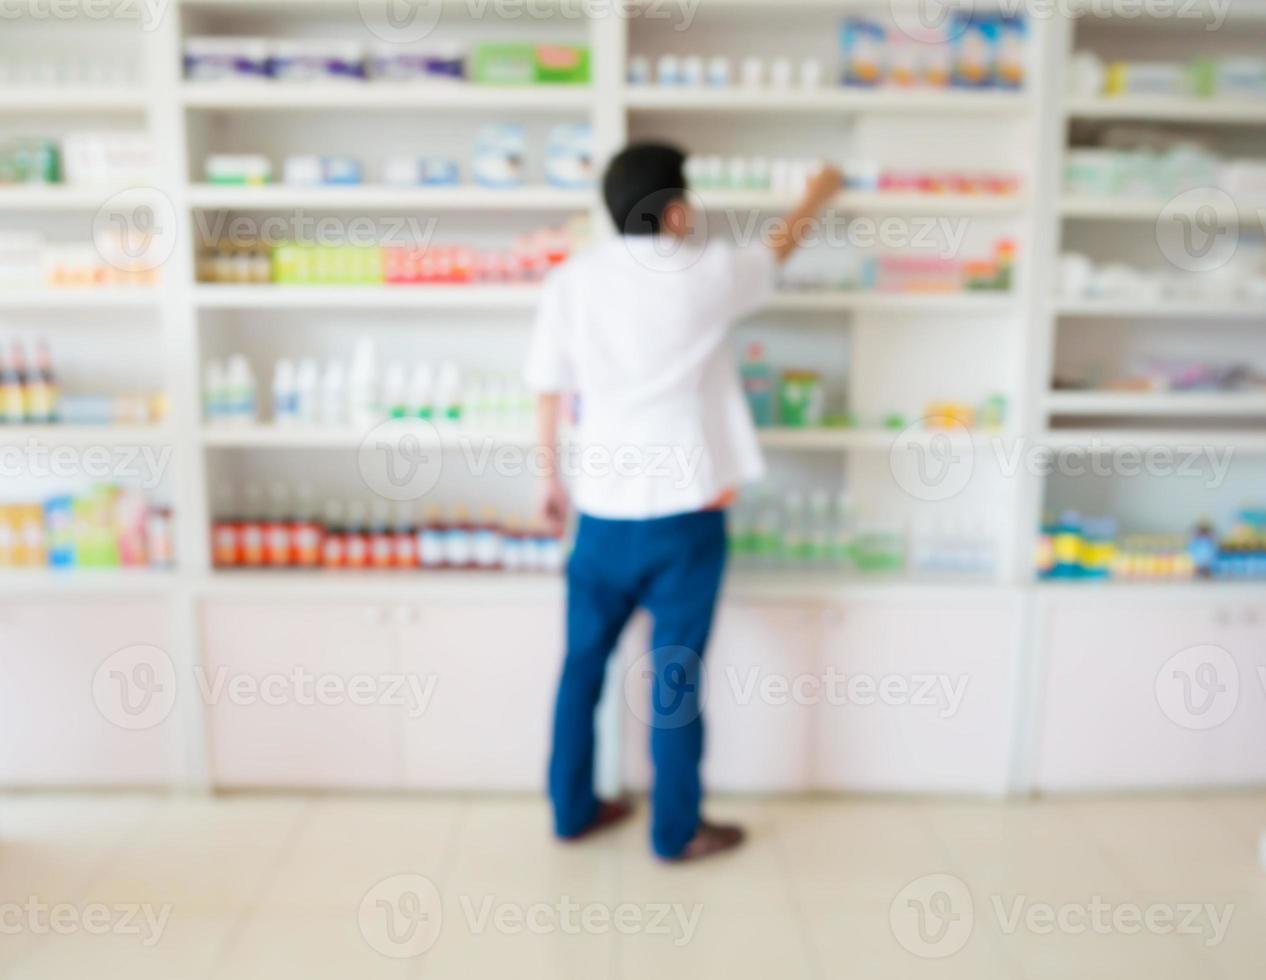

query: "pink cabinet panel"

left=201, top=601, right=404, bottom=789
left=815, top=601, right=1019, bottom=794
left=0, top=600, right=173, bottom=787
left=1035, top=599, right=1266, bottom=791
left=399, top=602, right=565, bottom=790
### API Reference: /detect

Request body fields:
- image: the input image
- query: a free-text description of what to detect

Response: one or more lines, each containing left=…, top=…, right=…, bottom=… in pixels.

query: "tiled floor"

left=1, top=792, right=1264, bottom=978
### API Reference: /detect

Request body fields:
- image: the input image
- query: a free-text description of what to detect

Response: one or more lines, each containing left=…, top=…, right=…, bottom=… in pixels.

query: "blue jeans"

left=548, top=509, right=727, bottom=858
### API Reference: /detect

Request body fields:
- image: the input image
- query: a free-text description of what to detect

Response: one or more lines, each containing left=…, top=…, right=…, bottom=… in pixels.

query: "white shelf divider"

left=192, top=284, right=545, bottom=310
left=624, top=86, right=1032, bottom=114
left=186, top=184, right=595, bottom=211
left=1046, top=391, right=1266, bottom=417
left=1065, top=95, right=1266, bottom=124
left=180, top=83, right=594, bottom=111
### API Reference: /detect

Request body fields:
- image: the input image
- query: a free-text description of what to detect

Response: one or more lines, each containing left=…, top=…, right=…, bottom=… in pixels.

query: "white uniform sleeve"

left=524, top=269, right=576, bottom=392
left=721, top=243, right=778, bottom=321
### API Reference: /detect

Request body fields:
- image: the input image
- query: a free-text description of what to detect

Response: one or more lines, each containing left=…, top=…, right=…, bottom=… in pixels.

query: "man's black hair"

left=602, top=142, right=687, bottom=236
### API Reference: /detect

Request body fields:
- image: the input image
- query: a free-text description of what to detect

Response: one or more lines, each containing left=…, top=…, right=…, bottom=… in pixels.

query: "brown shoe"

left=665, top=821, right=746, bottom=863
left=559, top=798, right=634, bottom=842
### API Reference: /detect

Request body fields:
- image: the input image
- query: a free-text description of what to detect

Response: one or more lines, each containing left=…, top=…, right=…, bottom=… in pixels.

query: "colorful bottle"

left=740, top=343, right=776, bottom=427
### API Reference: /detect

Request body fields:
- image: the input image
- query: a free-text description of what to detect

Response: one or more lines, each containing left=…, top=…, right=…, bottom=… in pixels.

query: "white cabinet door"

left=619, top=602, right=819, bottom=793
left=399, top=601, right=564, bottom=790
left=703, top=602, right=819, bottom=792
left=816, top=599, right=1019, bottom=795
left=201, top=600, right=404, bottom=789
left=0, top=600, right=173, bottom=787
left=1225, top=602, right=1266, bottom=785
left=1034, top=599, right=1260, bottom=791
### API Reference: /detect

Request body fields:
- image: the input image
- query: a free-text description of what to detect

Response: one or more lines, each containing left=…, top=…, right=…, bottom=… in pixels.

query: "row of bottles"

left=206, top=341, right=532, bottom=430
left=0, top=338, right=58, bottom=424
left=211, top=483, right=561, bottom=572
left=730, top=490, right=996, bottom=577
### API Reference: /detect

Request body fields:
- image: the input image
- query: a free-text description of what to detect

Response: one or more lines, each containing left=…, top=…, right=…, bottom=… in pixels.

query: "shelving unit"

left=8, top=0, right=1264, bottom=797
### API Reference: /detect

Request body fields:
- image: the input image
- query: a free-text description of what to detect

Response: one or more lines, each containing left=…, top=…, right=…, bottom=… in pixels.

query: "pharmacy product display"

left=729, top=490, right=996, bottom=578
left=204, top=123, right=593, bottom=190
left=630, top=13, right=1024, bottom=91
left=1058, top=252, right=1266, bottom=305
left=687, top=154, right=1020, bottom=198
left=211, top=487, right=561, bottom=573
left=185, top=38, right=589, bottom=86
left=739, top=343, right=1007, bottom=431
left=1063, top=137, right=1266, bottom=202
left=0, top=133, right=154, bottom=186
left=0, top=485, right=174, bottom=570
left=1037, top=509, right=1266, bottom=582
left=0, top=338, right=164, bottom=426
left=739, top=344, right=832, bottom=429
left=0, top=232, right=160, bottom=290
left=197, top=222, right=582, bottom=286
left=1054, top=357, right=1266, bottom=397
left=0, top=53, right=140, bottom=89
left=779, top=238, right=1016, bottom=295
left=1067, top=50, right=1266, bottom=100
left=205, top=345, right=532, bottom=431
left=0, top=339, right=57, bottom=424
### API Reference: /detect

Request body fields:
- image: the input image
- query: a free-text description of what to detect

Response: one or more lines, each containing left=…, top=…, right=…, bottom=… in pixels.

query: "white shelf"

left=1046, top=391, right=1266, bottom=417
left=1054, top=298, right=1266, bottom=320
left=0, top=424, right=173, bottom=446
left=1039, top=430, right=1266, bottom=453
left=0, top=89, right=148, bottom=112
left=765, top=291, right=1014, bottom=314
left=200, top=424, right=534, bottom=449
left=699, top=189, right=1025, bottom=215
left=198, top=424, right=1000, bottom=453
left=192, top=285, right=1011, bottom=315
left=194, top=567, right=1003, bottom=603
left=0, top=290, right=160, bottom=310
left=1065, top=96, right=1266, bottom=124
left=180, top=83, right=593, bottom=111
left=186, top=184, right=595, bottom=210
left=1059, top=194, right=1252, bottom=221
left=0, top=185, right=148, bottom=210
left=0, top=568, right=177, bottom=595
left=624, top=87, right=1031, bottom=115
left=758, top=427, right=998, bottom=451
left=192, top=284, right=543, bottom=310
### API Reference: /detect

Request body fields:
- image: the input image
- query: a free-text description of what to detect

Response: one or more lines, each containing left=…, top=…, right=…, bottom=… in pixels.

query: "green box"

left=472, top=43, right=590, bottom=86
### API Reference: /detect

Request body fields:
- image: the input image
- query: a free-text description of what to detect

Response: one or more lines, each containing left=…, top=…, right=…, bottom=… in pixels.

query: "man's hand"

left=804, top=163, right=844, bottom=209
left=770, top=162, right=844, bottom=264
left=535, top=392, right=568, bottom=536
left=540, top=477, right=569, bottom=537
